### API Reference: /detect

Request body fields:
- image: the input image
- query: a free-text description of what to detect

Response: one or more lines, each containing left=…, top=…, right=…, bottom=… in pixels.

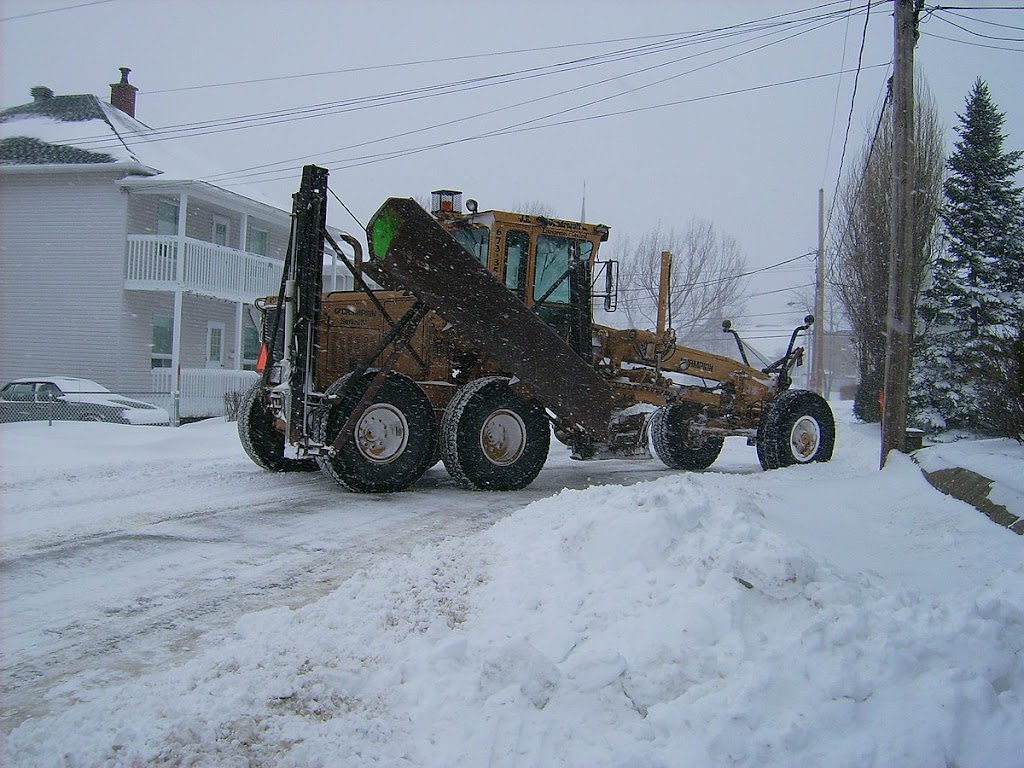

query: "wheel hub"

left=479, top=408, right=527, bottom=466
left=355, top=403, right=409, bottom=464
left=789, top=415, right=821, bottom=462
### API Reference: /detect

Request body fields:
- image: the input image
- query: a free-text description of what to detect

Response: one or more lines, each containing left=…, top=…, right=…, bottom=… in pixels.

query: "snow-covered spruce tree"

left=911, top=79, right=1024, bottom=433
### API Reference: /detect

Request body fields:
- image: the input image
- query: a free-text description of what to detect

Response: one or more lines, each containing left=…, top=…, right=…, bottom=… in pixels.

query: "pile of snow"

left=3, top=411, right=1023, bottom=767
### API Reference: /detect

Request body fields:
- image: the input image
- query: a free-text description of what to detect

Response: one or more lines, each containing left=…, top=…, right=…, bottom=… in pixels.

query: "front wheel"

left=237, top=382, right=319, bottom=472
left=441, top=377, right=550, bottom=491
left=650, top=404, right=724, bottom=470
left=756, top=389, right=835, bottom=470
left=314, top=371, right=437, bottom=493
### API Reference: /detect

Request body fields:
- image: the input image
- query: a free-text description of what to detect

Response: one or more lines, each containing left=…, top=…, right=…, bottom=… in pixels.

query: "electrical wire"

left=0, top=0, right=113, bottom=22
left=931, top=11, right=1024, bottom=39
left=57, top=0, right=874, bottom=153
left=824, top=0, right=877, bottom=238
left=219, top=62, right=889, bottom=190
left=206, top=10, right=856, bottom=184
left=141, top=0, right=864, bottom=96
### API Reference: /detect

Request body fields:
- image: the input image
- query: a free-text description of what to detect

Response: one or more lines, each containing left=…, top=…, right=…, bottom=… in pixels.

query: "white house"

left=0, top=69, right=351, bottom=420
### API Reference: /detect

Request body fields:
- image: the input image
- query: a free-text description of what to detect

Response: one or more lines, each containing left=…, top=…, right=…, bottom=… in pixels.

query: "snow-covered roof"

left=0, top=86, right=285, bottom=214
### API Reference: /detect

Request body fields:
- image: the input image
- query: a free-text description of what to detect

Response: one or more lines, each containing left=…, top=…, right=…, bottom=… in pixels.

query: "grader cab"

left=238, top=165, right=834, bottom=492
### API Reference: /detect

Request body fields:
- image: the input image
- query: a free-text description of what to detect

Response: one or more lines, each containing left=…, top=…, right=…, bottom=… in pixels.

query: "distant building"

left=0, top=69, right=350, bottom=419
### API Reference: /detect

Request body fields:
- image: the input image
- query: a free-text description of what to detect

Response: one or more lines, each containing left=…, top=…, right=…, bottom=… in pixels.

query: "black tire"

left=756, top=389, right=835, bottom=470
left=440, top=377, right=550, bottom=491
left=650, top=404, right=724, bottom=470
left=314, top=371, right=437, bottom=493
left=237, top=381, right=319, bottom=473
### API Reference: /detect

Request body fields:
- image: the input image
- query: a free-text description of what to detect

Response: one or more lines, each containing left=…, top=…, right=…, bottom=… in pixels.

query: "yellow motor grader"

left=238, top=165, right=834, bottom=492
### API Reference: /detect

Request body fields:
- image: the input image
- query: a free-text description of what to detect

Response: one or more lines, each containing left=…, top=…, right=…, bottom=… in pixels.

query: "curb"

left=917, top=463, right=1024, bottom=536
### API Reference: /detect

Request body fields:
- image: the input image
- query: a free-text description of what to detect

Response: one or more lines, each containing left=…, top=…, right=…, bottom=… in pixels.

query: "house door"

left=206, top=321, right=226, bottom=368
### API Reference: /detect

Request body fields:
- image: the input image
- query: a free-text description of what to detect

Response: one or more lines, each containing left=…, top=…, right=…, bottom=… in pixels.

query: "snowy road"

left=4, top=411, right=1023, bottom=767
left=2, top=419, right=737, bottom=730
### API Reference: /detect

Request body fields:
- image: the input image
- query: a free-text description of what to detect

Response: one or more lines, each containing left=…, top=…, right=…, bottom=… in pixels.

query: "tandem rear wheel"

left=314, top=370, right=438, bottom=493
left=441, top=377, right=550, bottom=491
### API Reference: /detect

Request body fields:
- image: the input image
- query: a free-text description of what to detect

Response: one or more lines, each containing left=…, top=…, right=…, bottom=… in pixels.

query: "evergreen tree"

left=911, top=79, right=1024, bottom=431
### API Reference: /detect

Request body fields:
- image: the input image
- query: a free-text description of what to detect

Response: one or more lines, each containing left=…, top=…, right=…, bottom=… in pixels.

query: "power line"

left=825, top=0, right=878, bottom=236
left=68, top=1, right=870, bottom=154
left=821, top=0, right=859, bottom=189
left=141, top=0, right=863, bottom=96
left=220, top=62, right=889, bottom=190
left=931, top=11, right=1024, bottom=39
left=921, top=29, right=1024, bottom=48
left=933, top=7, right=1024, bottom=31
left=206, top=10, right=855, bottom=184
left=0, top=0, right=112, bottom=21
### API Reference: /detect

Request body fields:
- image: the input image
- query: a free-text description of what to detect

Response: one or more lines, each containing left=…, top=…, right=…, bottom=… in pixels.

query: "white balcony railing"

left=125, top=235, right=283, bottom=303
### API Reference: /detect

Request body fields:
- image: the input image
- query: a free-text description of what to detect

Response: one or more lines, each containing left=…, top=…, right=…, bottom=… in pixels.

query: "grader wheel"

left=756, top=389, right=835, bottom=470
left=314, top=371, right=437, bottom=492
left=441, top=377, right=550, bottom=491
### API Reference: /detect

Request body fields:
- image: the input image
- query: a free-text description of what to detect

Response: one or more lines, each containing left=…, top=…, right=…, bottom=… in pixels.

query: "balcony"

left=125, top=235, right=282, bottom=303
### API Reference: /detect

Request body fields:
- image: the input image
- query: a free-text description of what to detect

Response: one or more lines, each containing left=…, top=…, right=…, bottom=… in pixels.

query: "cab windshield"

left=533, top=236, right=593, bottom=304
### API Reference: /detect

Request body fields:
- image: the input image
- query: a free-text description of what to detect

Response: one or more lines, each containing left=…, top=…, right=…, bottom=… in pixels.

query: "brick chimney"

left=31, top=86, right=54, bottom=102
left=109, top=67, right=138, bottom=118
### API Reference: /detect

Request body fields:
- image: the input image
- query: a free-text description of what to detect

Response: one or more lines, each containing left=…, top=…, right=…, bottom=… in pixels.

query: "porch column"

left=171, top=191, right=188, bottom=426
left=234, top=301, right=244, bottom=370
left=235, top=213, right=249, bottom=370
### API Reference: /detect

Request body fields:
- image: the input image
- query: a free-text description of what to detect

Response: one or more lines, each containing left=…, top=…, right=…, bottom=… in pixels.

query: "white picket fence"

left=150, top=368, right=259, bottom=420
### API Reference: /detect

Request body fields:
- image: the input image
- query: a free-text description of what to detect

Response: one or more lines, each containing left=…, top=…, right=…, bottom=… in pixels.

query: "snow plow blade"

left=366, top=197, right=613, bottom=439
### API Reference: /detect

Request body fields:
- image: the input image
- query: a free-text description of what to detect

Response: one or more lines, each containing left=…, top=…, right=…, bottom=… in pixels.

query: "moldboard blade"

left=367, top=197, right=612, bottom=438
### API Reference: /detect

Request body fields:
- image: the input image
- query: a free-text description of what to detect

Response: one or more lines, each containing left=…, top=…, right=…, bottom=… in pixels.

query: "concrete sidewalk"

left=913, top=440, right=1024, bottom=535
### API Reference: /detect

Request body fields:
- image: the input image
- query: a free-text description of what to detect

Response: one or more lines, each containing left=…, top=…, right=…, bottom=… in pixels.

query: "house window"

left=206, top=321, right=226, bottom=368
left=213, top=216, right=230, bottom=247
left=247, top=227, right=269, bottom=257
left=242, top=309, right=261, bottom=370
left=152, top=314, right=173, bottom=368
left=157, top=200, right=179, bottom=236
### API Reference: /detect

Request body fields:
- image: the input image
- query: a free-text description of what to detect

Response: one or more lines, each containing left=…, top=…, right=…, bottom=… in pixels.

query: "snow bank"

left=6, top=456, right=1023, bottom=767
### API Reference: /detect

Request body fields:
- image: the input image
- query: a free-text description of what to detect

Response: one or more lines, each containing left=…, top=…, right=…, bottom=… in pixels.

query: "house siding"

left=119, top=292, right=250, bottom=394
left=125, top=192, right=289, bottom=259
left=0, top=170, right=129, bottom=388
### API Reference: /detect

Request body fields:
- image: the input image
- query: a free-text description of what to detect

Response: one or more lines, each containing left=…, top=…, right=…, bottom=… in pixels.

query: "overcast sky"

left=3, top=0, right=1022, bottom=343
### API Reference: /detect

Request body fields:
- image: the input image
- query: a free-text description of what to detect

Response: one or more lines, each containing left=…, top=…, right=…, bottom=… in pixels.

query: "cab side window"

left=504, top=230, right=529, bottom=297
left=452, top=226, right=490, bottom=267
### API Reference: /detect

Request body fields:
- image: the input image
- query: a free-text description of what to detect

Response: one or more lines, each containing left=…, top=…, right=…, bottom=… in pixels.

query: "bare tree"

left=616, top=219, right=747, bottom=343
left=829, top=78, right=945, bottom=420
left=511, top=200, right=559, bottom=217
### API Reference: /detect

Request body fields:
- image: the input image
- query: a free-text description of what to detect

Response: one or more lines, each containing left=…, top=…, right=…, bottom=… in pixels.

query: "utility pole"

left=880, top=0, right=919, bottom=468
left=813, top=188, right=826, bottom=395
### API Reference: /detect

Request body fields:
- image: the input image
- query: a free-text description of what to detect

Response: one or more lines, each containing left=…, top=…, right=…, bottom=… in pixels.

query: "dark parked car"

left=0, top=377, right=170, bottom=425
